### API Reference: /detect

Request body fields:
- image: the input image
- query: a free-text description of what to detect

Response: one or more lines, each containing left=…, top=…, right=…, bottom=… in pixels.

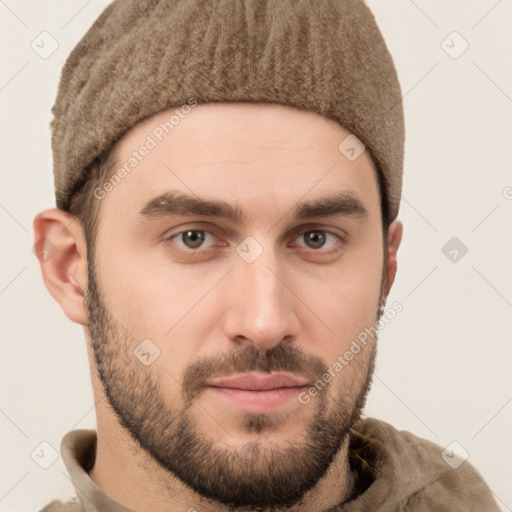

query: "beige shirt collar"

left=61, top=429, right=134, bottom=512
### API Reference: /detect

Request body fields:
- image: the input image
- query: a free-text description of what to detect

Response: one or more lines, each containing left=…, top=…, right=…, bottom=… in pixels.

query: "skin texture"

left=34, top=103, right=403, bottom=512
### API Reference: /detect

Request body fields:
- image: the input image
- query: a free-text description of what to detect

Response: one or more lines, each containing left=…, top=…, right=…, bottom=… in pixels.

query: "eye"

left=293, top=230, right=341, bottom=251
left=168, top=229, right=218, bottom=250
left=164, top=227, right=344, bottom=257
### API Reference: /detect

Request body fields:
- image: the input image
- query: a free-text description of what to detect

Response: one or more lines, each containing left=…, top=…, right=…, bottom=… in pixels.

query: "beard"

left=85, top=256, right=386, bottom=511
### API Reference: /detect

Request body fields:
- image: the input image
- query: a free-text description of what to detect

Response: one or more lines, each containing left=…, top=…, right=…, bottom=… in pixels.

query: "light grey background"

left=1, top=1, right=511, bottom=510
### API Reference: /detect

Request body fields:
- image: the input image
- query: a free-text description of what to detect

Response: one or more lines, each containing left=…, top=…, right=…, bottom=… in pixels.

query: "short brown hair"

left=67, top=147, right=118, bottom=257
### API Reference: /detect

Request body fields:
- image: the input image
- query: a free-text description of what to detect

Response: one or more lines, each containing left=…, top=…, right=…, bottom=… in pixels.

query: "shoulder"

left=37, top=430, right=97, bottom=512
left=348, top=417, right=500, bottom=511
left=38, top=496, right=82, bottom=512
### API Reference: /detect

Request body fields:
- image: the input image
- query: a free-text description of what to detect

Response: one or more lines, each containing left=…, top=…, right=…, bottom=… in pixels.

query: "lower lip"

left=207, top=386, right=307, bottom=414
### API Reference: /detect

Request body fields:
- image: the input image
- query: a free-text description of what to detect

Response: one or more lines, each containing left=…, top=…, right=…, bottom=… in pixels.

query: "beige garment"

left=39, top=417, right=500, bottom=512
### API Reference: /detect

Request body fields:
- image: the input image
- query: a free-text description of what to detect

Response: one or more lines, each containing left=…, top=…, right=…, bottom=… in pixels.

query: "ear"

left=33, top=208, right=89, bottom=325
left=384, top=220, right=403, bottom=296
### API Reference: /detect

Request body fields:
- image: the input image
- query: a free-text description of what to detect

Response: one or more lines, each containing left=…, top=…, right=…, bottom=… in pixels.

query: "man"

left=34, top=0, right=500, bottom=510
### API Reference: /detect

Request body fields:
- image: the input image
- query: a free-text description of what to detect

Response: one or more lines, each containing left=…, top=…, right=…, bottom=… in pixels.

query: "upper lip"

left=207, top=373, right=310, bottom=391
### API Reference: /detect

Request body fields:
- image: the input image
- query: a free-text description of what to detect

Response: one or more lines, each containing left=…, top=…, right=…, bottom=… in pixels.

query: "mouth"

left=206, top=373, right=310, bottom=413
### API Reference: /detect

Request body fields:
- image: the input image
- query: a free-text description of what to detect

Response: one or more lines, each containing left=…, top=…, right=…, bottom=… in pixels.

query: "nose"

left=223, top=248, right=300, bottom=351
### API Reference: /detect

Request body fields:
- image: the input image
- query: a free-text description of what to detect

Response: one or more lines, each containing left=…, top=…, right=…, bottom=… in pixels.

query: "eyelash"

left=164, top=227, right=345, bottom=257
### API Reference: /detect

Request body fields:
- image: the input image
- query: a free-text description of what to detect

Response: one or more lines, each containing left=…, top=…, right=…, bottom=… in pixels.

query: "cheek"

left=95, top=243, right=226, bottom=368
left=296, top=242, right=383, bottom=358
left=95, top=225, right=189, bottom=311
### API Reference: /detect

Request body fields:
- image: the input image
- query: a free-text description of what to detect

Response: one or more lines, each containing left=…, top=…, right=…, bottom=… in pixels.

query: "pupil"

left=305, top=231, right=325, bottom=249
left=183, top=230, right=205, bottom=248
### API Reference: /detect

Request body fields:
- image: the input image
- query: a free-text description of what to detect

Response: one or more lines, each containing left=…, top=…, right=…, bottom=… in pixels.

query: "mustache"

left=181, top=343, right=328, bottom=405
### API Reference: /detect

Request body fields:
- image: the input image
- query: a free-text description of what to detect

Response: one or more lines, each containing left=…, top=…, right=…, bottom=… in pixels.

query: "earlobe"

left=384, top=220, right=403, bottom=296
left=33, top=208, right=89, bottom=325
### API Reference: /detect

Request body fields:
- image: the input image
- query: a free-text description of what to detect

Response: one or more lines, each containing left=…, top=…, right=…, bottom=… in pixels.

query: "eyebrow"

left=138, top=189, right=368, bottom=224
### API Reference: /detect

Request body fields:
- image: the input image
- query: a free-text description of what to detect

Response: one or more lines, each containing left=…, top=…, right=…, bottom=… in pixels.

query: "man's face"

left=85, top=103, right=387, bottom=509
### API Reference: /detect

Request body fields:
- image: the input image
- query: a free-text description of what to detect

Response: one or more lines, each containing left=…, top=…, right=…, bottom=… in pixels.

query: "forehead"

left=100, top=102, right=381, bottom=224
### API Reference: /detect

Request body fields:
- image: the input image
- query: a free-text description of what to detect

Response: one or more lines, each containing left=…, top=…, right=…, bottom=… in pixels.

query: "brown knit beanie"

left=51, top=0, right=405, bottom=221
